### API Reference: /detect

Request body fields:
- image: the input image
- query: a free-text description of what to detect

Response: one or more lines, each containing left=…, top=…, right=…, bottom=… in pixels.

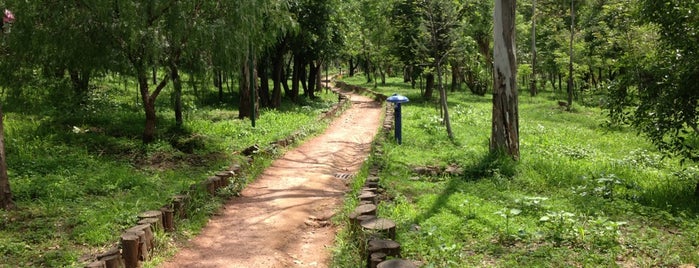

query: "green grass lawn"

left=0, top=76, right=339, bottom=268
left=333, top=75, right=699, bottom=267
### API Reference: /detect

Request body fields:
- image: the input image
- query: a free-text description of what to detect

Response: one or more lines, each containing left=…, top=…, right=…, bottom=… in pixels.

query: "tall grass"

left=334, top=75, right=699, bottom=267
left=0, top=75, right=338, bottom=267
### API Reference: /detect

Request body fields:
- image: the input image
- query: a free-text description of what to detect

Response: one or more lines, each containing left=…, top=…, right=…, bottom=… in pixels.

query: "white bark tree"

left=491, top=0, right=519, bottom=160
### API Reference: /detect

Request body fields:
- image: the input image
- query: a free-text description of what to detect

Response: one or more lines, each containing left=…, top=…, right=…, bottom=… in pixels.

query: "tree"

left=566, top=0, right=575, bottom=110
left=491, top=0, right=519, bottom=159
left=0, top=8, right=15, bottom=210
left=420, top=0, right=459, bottom=139
left=626, top=1, right=699, bottom=162
left=530, top=0, right=538, bottom=96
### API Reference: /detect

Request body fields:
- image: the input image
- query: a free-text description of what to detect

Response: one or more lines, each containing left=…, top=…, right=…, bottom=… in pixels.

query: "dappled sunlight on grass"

left=334, top=76, right=699, bottom=267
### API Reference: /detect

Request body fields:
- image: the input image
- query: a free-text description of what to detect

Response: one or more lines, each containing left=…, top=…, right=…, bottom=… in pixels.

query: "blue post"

left=386, top=94, right=409, bottom=145
left=395, top=102, right=402, bottom=144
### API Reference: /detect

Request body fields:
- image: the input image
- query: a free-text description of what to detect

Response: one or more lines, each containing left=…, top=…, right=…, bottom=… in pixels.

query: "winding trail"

left=159, top=90, right=383, bottom=268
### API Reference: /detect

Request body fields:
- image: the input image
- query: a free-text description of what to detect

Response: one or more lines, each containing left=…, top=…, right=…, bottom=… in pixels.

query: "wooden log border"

left=341, top=91, right=417, bottom=268
left=83, top=76, right=357, bottom=268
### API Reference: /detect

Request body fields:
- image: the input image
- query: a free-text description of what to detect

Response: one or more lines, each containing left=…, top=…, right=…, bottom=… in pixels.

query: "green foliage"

left=0, top=76, right=337, bottom=267
left=334, top=77, right=699, bottom=267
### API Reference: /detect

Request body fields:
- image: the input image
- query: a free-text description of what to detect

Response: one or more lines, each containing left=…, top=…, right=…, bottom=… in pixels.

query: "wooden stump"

left=369, top=252, right=387, bottom=268
left=215, top=171, right=234, bottom=188
left=97, top=247, right=124, bottom=268
left=205, top=176, right=220, bottom=194
left=85, top=260, right=106, bottom=268
left=350, top=213, right=377, bottom=228
left=160, top=206, right=175, bottom=232
left=137, top=218, right=160, bottom=233
left=361, top=218, right=396, bottom=240
left=137, top=211, right=163, bottom=230
left=354, top=204, right=377, bottom=216
left=361, top=187, right=378, bottom=194
left=359, top=192, right=377, bottom=204
left=376, top=259, right=416, bottom=268
left=359, top=200, right=374, bottom=206
left=368, top=239, right=401, bottom=258
left=120, top=233, right=140, bottom=268
left=124, top=228, right=148, bottom=261
left=364, top=181, right=379, bottom=189
left=171, top=195, right=188, bottom=219
left=367, top=175, right=380, bottom=182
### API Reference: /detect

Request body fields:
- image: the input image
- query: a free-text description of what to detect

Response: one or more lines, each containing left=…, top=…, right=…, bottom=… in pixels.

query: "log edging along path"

left=84, top=83, right=356, bottom=268
left=156, top=84, right=384, bottom=267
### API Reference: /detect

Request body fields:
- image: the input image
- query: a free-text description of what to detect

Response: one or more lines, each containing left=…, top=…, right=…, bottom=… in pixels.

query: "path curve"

left=159, top=91, right=383, bottom=268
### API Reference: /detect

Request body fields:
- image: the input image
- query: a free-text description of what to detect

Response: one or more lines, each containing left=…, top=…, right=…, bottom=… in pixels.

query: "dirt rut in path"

left=159, top=92, right=383, bottom=268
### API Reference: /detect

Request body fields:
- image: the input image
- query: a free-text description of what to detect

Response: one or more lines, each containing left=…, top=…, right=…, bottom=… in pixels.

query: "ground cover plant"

left=0, top=75, right=338, bottom=267
left=333, top=76, right=699, bottom=267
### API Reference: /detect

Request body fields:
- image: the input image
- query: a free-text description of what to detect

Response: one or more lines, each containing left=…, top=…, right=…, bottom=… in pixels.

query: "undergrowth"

left=333, top=75, right=699, bottom=267
left=0, top=75, right=339, bottom=267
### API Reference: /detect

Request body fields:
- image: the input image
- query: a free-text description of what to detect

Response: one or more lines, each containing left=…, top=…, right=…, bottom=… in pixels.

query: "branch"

left=151, top=73, right=171, bottom=100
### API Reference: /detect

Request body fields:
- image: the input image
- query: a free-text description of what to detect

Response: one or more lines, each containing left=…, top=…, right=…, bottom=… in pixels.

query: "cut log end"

left=361, top=218, right=396, bottom=240
left=376, top=259, right=417, bottom=268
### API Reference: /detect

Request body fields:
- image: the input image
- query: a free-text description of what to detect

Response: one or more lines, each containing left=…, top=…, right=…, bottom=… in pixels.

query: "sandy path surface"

left=159, top=91, right=382, bottom=268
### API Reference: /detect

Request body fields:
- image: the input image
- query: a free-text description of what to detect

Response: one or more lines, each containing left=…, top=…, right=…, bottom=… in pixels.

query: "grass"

left=333, top=75, right=699, bottom=267
left=0, top=74, right=340, bottom=267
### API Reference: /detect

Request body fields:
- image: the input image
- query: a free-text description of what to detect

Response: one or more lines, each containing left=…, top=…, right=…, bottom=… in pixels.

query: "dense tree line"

left=2, top=0, right=699, bottom=209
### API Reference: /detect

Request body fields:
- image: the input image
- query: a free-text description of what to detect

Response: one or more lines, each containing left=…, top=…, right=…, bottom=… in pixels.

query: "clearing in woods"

left=159, top=89, right=383, bottom=268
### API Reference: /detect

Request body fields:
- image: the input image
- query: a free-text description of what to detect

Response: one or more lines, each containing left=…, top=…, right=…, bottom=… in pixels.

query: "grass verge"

left=0, top=76, right=341, bottom=268
left=332, top=75, right=699, bottom=267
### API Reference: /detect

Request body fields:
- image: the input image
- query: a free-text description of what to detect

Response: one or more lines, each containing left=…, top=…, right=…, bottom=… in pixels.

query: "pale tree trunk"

left=437, top=63, right=454, bottom=140
left=491, top=0, right=520, bottom=160
left=567, top=0, right=575, bottom=111
left=530, top=0, right=537, bottom=96
left=0, top=103, right=14, bottom=210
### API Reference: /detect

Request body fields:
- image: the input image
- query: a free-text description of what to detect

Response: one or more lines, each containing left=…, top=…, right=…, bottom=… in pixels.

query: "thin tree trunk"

left=491, top=0, right=520, bottom=160
left=567, top=0, right=575, bottom=111
left=437, top=63, right=453, bottom=140
left=424, top=73, right=435, bottom=99
left=291, top=56, right=302, bottom=101
left=271, top=41, right=286, bottom=108
left=530, top=0, right=538, bottom=96
left=239, top=54, right=258, bottom=120
left=0, top=102, right=14, bottom=210
left=306, top=61, right=317, bottom=98
left=258, top=56, right=271, bottom=108
left=170, top=63, right=183, bottom=128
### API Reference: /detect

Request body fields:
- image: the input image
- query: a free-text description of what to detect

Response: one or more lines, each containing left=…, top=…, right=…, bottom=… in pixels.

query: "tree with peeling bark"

left=491, top=0, right=519, bottom=160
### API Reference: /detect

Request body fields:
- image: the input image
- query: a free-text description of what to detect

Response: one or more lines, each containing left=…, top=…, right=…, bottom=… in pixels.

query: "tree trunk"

left=349, top=57, right=356, bottom=77
left=450, top=64, right=459, bottom=92
left=437, top=63, right=453, bottom=140
left=215, top=69, right=224, bottom=102
left=69, top=68, right=91, bottom=98
left=139, top=75, right=158, bottom=144
left=170, top=65, right=183, bottom=128
left=567, top=0, right=575, bottom=111
left=424, top=73, right=435, bottom=99
left=239, top=55, right=259, bottom=120
left=530, top=0, right=538, bottom=96
left=0, top=103, right=14, bottom=210
left=271, top=41, right=286, bottom=108
left=306, top=61, right=318, bottom=98
left=291, top=56, right=302, bottom=101
left=258, top=56, right=271, bottom=108
left=491, top=0, right=520, bottom=160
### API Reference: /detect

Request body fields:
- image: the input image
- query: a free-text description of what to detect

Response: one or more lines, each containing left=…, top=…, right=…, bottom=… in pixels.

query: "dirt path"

left=159, top=91, right=383, bottom=268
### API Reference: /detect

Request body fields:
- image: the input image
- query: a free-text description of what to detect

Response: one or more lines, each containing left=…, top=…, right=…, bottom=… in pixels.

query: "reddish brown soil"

left=159, top=91, right=383, bottom=268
